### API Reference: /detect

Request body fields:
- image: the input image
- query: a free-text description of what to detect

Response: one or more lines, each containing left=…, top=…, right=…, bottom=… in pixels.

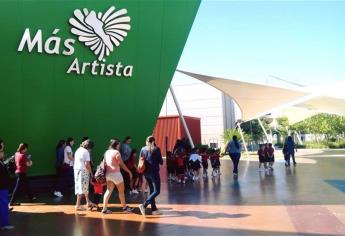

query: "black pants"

left=285, top=152, right=296, bottom=165
left=230, top=153, right=241, bottom=174
left=10, top=173, right=33, bottom=204
left=54, top=166, right=64, bottom=193
left=93, top=194, right=102, bottom=205
left=121, top=169, right=131, bottom=193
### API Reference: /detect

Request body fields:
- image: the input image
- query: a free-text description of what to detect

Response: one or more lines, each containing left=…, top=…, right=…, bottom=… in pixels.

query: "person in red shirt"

left=210, top=149, right=221, bottom=177
left=175, top=150, right=186, bottom=184
left=200, top=149, right=209, bottom=178
left=126, top=149, right=139, bottom=195
left=166, top=151, right=176, bottom=182
left=9, top=143, right=35, bottom=206
left=90, top=177, right=105, bottom=211
left=257, top=144, right=267, bottom=170
left=266, top=143, right=275, bottom=170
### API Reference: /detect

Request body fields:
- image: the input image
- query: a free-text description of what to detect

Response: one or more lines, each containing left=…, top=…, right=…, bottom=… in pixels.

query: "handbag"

left=95, top=156, right=107, bottom=183
left=137, top=155, right=146, bottom=174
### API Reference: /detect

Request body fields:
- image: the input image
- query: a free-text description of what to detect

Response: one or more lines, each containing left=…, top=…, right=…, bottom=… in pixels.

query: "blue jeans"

left=143, top=173, right=161, bottom=211
left=0, top=190, right=9, bottom=227
left=230, top=153, right=241, bottom=174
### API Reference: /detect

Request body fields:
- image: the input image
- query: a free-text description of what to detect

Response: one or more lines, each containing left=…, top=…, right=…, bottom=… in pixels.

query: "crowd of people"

left=0, top=135, right=164, bottom=230
left=0, top=133, right=297, bottom=230
left=166, top=142, right=222, bottom=184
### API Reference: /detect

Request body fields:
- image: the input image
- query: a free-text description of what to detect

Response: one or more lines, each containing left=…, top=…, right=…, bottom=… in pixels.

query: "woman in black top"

left=0, top=139, right=14, bottom=230
left=138, top=136, right=163, bottom=216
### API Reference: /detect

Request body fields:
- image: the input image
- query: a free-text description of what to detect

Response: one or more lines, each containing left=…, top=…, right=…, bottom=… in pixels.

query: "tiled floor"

left=3, top=149, right=345, bottom=236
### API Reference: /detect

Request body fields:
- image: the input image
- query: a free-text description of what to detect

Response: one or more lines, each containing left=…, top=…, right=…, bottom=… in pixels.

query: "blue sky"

left=176, top=1, right=345, bottom=86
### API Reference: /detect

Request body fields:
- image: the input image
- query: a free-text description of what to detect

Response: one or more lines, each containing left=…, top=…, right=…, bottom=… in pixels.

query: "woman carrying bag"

left=138, top=136, right=163, bottom=216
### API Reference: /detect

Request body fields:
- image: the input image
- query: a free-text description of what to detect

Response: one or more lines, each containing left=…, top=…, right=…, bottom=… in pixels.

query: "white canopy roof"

left=177, top=70, right=308, bottom=121
left=177, top=70, right=345, bottom=123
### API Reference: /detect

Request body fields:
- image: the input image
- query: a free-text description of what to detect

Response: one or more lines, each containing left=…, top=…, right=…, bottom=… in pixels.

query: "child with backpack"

left=266, top=143, right=275, bottom=170
left=166, top=151, right=176, bottom=182
left=257, top=144, right=267, bottom=171
left=200, top=149, right=209, bottom=178
left=210, top=149, right=221, bottom=177
left=189, top=148, right=201, bottom=181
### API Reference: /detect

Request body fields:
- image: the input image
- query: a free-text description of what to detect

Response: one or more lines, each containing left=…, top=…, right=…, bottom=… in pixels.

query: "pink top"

left=105, top=149, right=121, bottom=173
left=15, top=152, right=29, bottom=174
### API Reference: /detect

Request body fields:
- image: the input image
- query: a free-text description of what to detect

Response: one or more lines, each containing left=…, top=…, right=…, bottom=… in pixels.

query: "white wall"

left=160, top=73, right=239, bottom=147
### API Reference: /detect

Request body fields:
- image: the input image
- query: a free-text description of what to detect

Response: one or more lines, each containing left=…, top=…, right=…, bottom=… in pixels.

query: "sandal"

left=88, top=203, right=97, bottom=211
left=75, top=206, right=87, bottom=211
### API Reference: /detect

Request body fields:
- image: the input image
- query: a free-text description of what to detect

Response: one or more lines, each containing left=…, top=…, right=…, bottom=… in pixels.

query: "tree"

left=222, top=128, right=243, bottom=144
left=291, top=113, right=345, bottom=141
left=240, top=119, right=270, bottom=143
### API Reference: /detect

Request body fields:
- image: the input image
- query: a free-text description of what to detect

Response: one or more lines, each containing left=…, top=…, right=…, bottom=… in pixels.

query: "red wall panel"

left=153, top=116, right=201, bottom=155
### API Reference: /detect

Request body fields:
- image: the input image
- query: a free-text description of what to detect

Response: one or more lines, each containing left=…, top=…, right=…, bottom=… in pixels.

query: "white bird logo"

left=69, top=6, right=131, bottom=61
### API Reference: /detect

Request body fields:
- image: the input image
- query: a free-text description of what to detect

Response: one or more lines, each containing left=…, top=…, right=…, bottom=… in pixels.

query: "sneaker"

left=139, top=204, right=146, bottom=216
left=182, top=180, right=186, bottom=184
left=54, top=191, right=63, bottom=198
left=102, top=209, right=112, bottom=214
left=152, top=210, right=162, bottom=215
left=233, top=173, right=238, bottom=176
left=132, top=189, right=139, bottom=194
left=122, top=206, right=134, bottom=213
left=0, top=225, right=14, bottom=231
left=178, top=179, right=182, bottom=183
left=10, top=203, right=20, bottom=206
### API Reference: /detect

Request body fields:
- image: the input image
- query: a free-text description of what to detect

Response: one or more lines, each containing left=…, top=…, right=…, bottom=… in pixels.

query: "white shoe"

left=54, top=191, right=63, bottom=197
left=139, top=204, right=146, bottom=216
left=132, top=189, right=139, bottom=194
left=0, top=225, right=14, bottom=231
left=152, top=210, right=162, bottom=215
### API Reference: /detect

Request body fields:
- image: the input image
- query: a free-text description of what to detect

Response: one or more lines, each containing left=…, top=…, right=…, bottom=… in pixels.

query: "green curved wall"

left=0, top=0, right=200, bottom=175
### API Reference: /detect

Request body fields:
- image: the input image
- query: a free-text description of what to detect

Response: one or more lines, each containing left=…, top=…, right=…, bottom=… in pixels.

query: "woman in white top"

left=102, top=139, right=133, bottom=214
left=73, top=139, right=94, bottom=211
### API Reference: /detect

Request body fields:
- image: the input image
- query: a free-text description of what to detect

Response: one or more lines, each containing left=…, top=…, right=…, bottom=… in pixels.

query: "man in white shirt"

left=73, top=139, right=94, bottom=211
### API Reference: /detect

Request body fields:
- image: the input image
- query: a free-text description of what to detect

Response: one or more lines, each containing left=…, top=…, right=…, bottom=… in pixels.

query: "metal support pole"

left=237, top=123, right=249, bottom=158
left=169, top=85, right=195, bottom=148
left=258, top=118, right=271, bottom=143
left=296, top=131, right=303, bottom=145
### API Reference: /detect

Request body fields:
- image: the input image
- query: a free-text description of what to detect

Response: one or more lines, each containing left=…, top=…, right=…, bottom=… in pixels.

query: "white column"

left=237, top=123, right=249, bottom=158
left=258, top=118, right=271, bottom=143
left=169, top=85, right=195, bottom=148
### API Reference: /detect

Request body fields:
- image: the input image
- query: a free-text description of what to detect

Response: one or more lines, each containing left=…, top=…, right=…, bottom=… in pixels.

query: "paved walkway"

left=4, top=149, right=345, bottom=236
